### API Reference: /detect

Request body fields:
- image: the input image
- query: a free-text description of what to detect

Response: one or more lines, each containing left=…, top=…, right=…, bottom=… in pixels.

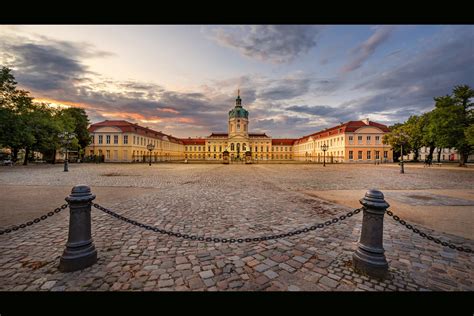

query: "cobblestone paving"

left=0, top=163, right=473, bottom=291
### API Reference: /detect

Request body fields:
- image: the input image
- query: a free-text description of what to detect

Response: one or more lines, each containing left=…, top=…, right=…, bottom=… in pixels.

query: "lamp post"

left=396, top=132, right=408, bottom=174
left=59, top=132, right=76, bottom=172
left=147, top=143, right=155, bottom=166
left=321, top=143, right=328, bottom=167
left=400, top=142, right=405, bottom=174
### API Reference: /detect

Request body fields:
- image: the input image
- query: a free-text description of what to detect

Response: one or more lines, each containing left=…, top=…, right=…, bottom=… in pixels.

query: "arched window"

left=243, top=143, right=246, bottom=151
left=231, top=143, right=234, bottom=151
left=237, top=143, right=240, bottom=152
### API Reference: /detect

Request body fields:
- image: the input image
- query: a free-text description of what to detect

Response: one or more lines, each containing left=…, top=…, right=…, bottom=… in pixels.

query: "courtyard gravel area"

left=0, top=163, right=473, bottom=291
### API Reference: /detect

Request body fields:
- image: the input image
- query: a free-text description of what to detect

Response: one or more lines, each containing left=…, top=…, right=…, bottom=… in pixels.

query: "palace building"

left=86, top=120, right=184, bottom=162
left=86, top=92, right=393, bottom=163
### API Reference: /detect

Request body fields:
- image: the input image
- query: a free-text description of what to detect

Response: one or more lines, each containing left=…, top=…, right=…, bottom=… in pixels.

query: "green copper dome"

left=229, top=107, right=248, bottom=119
left=229, top=91, right=249, bottom=118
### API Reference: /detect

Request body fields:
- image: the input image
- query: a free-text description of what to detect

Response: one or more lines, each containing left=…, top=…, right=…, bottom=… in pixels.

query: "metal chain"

left=0, top=203, right=69, bottom=235
left=386, top=210, right=472, bottom=253
left=92, top=203, right=362, bottom=243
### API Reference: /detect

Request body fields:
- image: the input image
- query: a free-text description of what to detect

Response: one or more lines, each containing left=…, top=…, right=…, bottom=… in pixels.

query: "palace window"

left=106, top=150, right=110, bottom=159
left=106, top=135, right=111, bottom=144
left=366, top=136, right=371, bottom=144
left=375, top=136, right=380, bottom=144
left=231, top=143, right=234, bottom=151
left=367, top=151, right=371, bottom=160
left=255, top=146, right=258, bottom=152
left=375, top=151, right=380, bottom=159
left=114, top=135, right=119, bottom=144
left=358, top=151, right=362, bottom=160
left=98, top=135, right=103, bottom=144
left=133, top=136, right=136, bottom=144
left=266, top=146, right=269, bottom=152
left=384, top=151, right=388, bottom=158
left=194, top=146, right=196, bottom=151
left=261, top=146, right=263, bottom=152
left=358, top=136, right=363, bottom=144
left=123, top=135, right=128, bottom=144
left=214, top=154, right=216, bottom=159
left=243, top=143, right=246, bottom=151
left=208, top=146, right=211, bottom=152
left=219, top=145, right=222, bottom=152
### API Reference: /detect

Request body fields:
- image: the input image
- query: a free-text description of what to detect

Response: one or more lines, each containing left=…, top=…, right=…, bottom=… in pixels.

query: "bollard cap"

left=360, top=189, right=389, bottom=210
left=66, top=185, right=96, bottom=203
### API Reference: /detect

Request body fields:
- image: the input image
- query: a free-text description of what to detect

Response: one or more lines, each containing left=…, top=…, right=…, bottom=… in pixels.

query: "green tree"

left=383, top=123, right=410, bottom=162
left=0, top=66, right=35, bottom=163
left=428, top=85, right=473, bottom=166
left=61, top=107, right=91, bottom=159
left=466, top=124, right=474, bottom=147
left=1, top=66, right=89, bottom=165
left=402, top=115, right=426, bottom=161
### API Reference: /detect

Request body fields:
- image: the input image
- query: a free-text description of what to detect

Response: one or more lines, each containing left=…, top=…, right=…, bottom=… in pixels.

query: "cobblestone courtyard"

left=1, top=163, right=473, bottom=291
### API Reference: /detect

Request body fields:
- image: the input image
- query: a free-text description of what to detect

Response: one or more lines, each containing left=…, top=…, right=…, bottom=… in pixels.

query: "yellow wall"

left=86, top=126, right=184, bottom=162
left=292, top=125, right=392, bottom=163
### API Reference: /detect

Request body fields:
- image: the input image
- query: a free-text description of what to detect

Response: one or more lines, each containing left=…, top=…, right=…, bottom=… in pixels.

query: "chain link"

left=0, top=203, right=68, bottom=235
left=92, top=203, right=362, bottom=243
left=386, top=210, right=472, bottom=253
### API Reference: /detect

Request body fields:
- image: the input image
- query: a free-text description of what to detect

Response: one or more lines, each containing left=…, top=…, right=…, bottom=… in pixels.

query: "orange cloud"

left=33, top=97, right=96, bottom=110
left=158, top=108, right=180, bottom=114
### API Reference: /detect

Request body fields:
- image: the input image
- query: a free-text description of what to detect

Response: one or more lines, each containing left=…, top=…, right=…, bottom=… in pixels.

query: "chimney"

left=362, top=118, right=370, bottom=125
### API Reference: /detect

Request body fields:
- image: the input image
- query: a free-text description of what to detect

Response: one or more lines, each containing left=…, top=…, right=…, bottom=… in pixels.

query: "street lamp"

left=321, top=143, right=328, bottom=167
left=400, top=142, right=405, bottom=174
left=59, top=131, right=76, bottom=172
left=147, top=143, right=155, bottom=166
left=396, top=132, right=408, bottom=174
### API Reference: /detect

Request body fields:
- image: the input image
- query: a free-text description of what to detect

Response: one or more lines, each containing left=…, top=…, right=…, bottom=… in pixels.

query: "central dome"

left=229, top=91, right=249, bottom=118
left=229, top=107, right=248, bottom=119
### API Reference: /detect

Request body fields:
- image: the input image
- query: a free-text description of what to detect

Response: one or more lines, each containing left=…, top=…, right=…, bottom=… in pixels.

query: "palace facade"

left=86, top=92, right=393, bottom=163
left=86, top=120, right=184, bottom=162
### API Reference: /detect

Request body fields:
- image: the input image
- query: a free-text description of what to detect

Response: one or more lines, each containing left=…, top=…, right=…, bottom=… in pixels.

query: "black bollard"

left=59, top=185, right=97, bottom=272
left=353, top=189, right=389, bottom=279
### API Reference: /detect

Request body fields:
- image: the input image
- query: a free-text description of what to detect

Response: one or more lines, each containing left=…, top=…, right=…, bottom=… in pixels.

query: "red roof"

left=249, top=133, right=269, bottom=138
left=208, top=133, right=228, bottom=137
left=272, top=139, right=296, bottom=146
left=180, top=138, right=206, bottom=145
left=88, top=120, right=183, bottom=144
left=294, top=120, right=389, bottom=144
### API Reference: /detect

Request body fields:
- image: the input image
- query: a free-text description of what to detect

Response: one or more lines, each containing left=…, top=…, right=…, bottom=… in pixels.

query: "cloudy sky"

left=1, top=25, right=473, bottom=138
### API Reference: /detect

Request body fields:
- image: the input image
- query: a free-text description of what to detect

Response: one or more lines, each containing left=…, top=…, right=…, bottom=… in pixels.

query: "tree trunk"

left=52, top=148, right=56, bottom=164
left=23, top=147, right=29, bottom=166
left=437, top=149, right=442, bottom=163
left=413, top=148, right=419, bottom=162
left=427, top=145, right=435, bottom=161
left=12, top=148, right=19, bottom=163
left=459, top=152, right=468, bottom=167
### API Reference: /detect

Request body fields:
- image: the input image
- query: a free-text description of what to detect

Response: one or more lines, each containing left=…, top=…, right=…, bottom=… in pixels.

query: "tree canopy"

left=383, top=84, right=473, bottom=165
left=0, top=66, right=91, bottom=164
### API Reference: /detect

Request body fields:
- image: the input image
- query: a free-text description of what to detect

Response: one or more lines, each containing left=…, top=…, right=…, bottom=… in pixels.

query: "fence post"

left=59, top=185, right=97, bottom=272
left=352, top=189, right=389, bottom=279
